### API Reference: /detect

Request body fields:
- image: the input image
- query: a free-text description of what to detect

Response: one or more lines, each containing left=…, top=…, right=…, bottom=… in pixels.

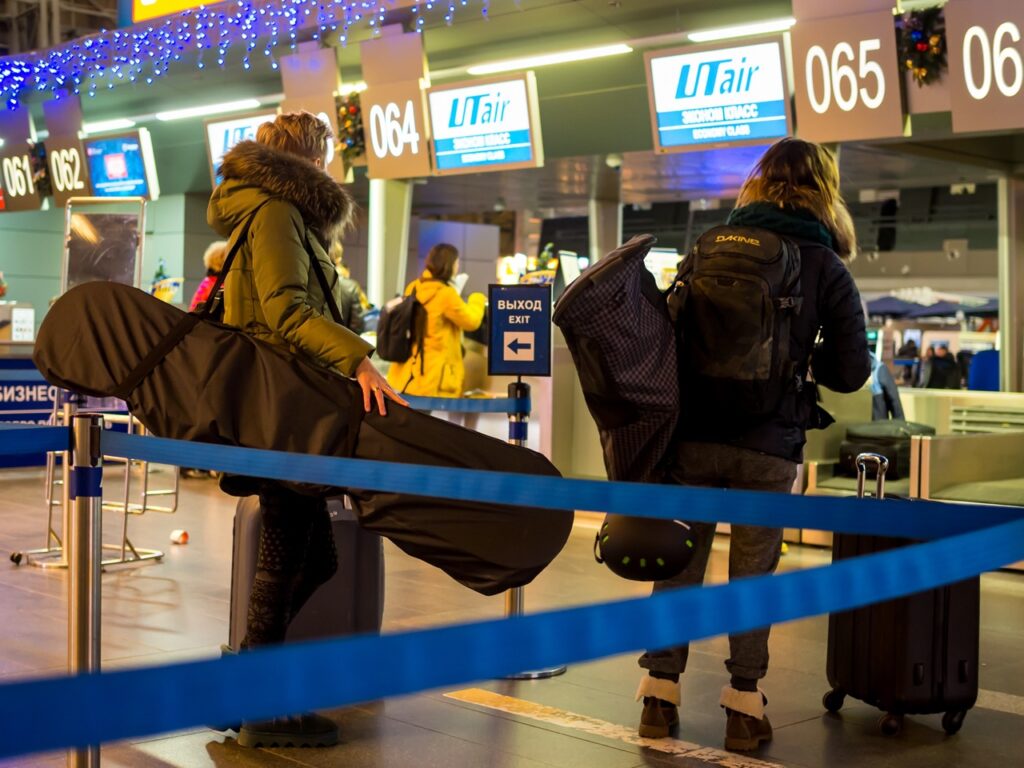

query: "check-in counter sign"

left=792, top=11, right=906, bottom=142
left=368, top=100, right=421, bottom=159
left=947, top=0, right=1024, bottom=133
left=961, top=23, right=1022, bottom=101
left=49, top=148, right=85, bottom=194
left=0, top=148, right=41, bottom=211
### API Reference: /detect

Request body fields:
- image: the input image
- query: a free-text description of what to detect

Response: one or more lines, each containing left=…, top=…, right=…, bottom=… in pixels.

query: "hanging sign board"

left=360, top=28, right=433, bottom=179
left=46, top=135, right=92, bottom=207
left=427, top=72, right=544, bottom=175
left=946, top=0, right=1024, bottom=134
left=0, top=143, right=43, bottom=212
left=361, top=82, right=432, bottom=179
left=488, top=284, right=552, bottom=377
left=791, top=11, right=908, bottom=142
left=644, top=38, right=791, bottom=152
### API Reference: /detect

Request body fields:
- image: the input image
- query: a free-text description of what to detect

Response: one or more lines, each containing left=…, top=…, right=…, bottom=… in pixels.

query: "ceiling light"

left=155, top=99, right=262, bottom=122
left=687, top=17, right=795, bottom=43
left=82, top=118, right=137, bottom=134
left=340, top=81, right=368, bottom=93
left=466, top=44, right=633, bottom=76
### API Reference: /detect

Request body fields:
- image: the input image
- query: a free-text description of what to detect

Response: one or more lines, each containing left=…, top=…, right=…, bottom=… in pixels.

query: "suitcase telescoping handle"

left=856, top=452, right=889, bottom=499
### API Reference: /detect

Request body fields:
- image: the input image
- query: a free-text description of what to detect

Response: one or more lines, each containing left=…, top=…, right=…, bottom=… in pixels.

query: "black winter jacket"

left=678, top=237, right=871, bottom=462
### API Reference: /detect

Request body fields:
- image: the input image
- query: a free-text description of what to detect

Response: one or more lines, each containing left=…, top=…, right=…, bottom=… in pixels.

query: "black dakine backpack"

left=667, top=225, right=802, bottom=421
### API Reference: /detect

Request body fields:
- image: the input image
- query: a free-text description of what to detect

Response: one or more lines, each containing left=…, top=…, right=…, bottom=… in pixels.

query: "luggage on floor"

left=33, top=282, right=573, bottom=596
left=824, top=452, right=979, bottom=736
left=836, top=420, right=935, bottom=480
left=228, top=495, right=384, bottom=652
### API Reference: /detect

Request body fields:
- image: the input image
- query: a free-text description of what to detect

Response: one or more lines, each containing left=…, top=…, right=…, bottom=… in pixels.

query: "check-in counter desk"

left=917, top=431, right=1024, bottom=571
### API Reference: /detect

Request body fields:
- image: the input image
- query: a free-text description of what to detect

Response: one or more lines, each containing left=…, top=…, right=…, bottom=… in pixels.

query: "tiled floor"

left=0, top=463, right=1022, bottom=767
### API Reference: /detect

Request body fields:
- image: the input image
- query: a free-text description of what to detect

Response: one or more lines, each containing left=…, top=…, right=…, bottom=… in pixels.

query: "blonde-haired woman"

left=188, top=240, right=229, bottom=311
left=635, top=138, right=870, bottom=751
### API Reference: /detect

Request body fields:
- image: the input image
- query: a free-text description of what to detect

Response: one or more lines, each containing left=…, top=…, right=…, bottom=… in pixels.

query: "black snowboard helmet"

left=594, top=514, right=697, bottom=581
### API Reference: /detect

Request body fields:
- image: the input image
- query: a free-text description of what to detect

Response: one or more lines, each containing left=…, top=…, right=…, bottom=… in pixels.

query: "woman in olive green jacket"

left=206, top=112, right=404, bottom=749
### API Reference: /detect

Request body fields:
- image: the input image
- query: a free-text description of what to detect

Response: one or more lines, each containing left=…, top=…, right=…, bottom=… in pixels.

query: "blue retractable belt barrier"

left=403, top=395, right=529, bottom=414
left=1, top=424, right=1023, bottom=760
left=0, top=425, right=68, bottom=455
left=0, top=515, right=1021, bottom=759
left=98, top=431, right=1021, bottom=539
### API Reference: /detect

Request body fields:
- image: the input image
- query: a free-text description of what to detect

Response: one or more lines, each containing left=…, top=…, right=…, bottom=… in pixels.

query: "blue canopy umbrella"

left=866, top=296, right=917, bottom=317
left=904, top=300, right=962, bottom=319
left=961, top=298, right=999, bottom=317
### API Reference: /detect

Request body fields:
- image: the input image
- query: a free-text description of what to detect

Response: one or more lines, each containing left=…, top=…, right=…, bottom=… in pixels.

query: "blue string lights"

left=0, top=0, right=493, bottom=110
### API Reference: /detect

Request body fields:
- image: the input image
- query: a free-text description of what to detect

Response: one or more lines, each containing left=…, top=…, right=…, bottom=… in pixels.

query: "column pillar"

left=997, top=177, right=1024, bottom=392
left=587, top=198, right=622, bottom=264
left=367, top=178, right=413, bottom=307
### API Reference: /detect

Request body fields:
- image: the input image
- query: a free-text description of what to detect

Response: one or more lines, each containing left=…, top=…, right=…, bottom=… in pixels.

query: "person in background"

left=925, top=344, right=962, bottom=389
left=896, top=337, right=918, bottom=359
left=328, top=240, right=367, bottom=334
left=870, top=352, right=904, bottom=420
left=188, top=240, right=228, bottom=312
left=895, top=337, right=919, bottom=384
left=386, top=243, right=486, bottom=397
left=179, top=241, right=231, bottom=479
left=208, top=111, right=405, bottom=748
left=636, top=138, right=870, bottom=752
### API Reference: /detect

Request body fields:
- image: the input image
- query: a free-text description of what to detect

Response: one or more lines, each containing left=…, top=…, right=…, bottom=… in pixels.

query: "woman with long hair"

left=208, top=111, right=406, bottom=749
left=386, top=243, right=485, bottom=397
left=635, top=138, right=870, bottom=751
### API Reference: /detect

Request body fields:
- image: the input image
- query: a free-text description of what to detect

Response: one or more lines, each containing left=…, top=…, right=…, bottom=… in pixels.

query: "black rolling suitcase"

left=824, top=453, right=979, bottom=736
left=227, top=495, right=384, bottom=652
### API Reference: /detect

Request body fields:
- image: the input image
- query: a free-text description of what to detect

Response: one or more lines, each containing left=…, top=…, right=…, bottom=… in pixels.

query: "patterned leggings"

left=243, top=486, right=338, bottom=648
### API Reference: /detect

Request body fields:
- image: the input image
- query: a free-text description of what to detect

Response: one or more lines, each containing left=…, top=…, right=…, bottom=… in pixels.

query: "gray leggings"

left=638, top=442, right=797, bottom=682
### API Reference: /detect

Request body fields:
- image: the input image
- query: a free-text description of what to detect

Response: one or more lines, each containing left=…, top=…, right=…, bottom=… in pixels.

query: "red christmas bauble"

left=348, top=105, right=357, bottom=114
left=916, top=42, right=929, bottom=52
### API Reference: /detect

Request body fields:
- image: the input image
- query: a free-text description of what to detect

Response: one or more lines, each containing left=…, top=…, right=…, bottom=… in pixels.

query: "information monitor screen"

left=427, top=72, right=544, bottom=175
left=645, top=38, right=791, bottom=153
left=83, top=129, right=159, bottom=200
left=205, top=110, right=277, bottom=186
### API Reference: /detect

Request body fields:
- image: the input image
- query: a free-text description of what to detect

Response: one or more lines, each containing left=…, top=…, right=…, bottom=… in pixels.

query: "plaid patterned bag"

left=552, top=234, right=678, bottom=482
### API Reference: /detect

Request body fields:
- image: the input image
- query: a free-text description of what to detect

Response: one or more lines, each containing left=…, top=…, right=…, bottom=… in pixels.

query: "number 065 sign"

left=360, top=81, right=432, bottom=180
left=791, top=11, right=907, bottom=142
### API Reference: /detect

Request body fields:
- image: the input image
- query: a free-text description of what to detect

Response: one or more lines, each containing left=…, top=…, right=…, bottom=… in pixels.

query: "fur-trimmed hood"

left=209, top=140, right=354, bottom=242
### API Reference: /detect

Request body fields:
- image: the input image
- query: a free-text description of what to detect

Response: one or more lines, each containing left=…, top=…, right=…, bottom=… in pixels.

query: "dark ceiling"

left=11, top=0, right=1024, bottom=214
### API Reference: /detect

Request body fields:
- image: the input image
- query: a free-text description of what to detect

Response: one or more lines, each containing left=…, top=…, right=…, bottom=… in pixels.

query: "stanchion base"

left=503, top=665, right=567, bottom=680
left=11, top=548, right=68, bottom=569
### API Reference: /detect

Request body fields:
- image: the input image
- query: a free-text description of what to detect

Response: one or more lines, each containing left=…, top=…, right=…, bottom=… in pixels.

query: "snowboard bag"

left=33, top=281, right=573, bottom=596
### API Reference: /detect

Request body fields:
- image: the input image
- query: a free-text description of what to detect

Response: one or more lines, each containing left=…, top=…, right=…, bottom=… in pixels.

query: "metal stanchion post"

left=503, top=379, right=566, bottom=680
left=68, top=414, right=103, bottom=768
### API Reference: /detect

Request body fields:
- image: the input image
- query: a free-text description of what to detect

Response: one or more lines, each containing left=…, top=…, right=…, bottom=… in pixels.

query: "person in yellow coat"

left=387, top=243, right=486, bottom=397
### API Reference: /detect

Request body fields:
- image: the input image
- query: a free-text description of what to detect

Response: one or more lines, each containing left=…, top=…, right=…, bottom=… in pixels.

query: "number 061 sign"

left=791, top=11, right=907, bottom=142
left=360, top=81, right=432, bottom=180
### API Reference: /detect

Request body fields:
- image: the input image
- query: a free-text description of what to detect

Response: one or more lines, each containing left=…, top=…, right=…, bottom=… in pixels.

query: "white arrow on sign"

left=504, top=331, right=535, bottom=362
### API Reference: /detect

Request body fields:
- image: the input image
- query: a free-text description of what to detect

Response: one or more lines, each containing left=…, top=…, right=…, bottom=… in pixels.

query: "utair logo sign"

left=647, top=40, right=790, bottom=151
left=428, top=74, right=542, bottom=173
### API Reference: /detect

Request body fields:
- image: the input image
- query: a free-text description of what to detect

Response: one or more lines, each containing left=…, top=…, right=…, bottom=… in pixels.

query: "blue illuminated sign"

left=488, top=284, right=552, bottom=377
left=428, top=74, right=543, bottom=175
left=83, top=129, right=159, bottom=200
left=646, top=40, right=791, bottom=152
left=205, top=111, right=277, bottom=186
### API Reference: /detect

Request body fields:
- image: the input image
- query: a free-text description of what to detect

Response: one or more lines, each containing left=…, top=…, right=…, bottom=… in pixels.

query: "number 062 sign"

left=791, top=11, right=907, bottom=142
left=360, top=81, right=432, bottom=180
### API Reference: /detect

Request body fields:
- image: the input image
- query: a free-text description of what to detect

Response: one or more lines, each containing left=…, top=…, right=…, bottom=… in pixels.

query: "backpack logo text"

left=714, top=234, right=761, bottom=246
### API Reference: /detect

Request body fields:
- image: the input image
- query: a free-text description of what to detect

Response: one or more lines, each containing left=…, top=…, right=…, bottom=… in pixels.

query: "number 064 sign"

left=791, top=11, right=907, bottom=142
left=360, top=81, right=432, bottom=180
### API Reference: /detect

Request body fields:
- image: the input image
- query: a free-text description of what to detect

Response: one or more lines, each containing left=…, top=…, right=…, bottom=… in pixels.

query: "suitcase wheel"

left=822, top=689, right=845, bottom=713
left=942, top=709, right=966, bottom=736
left=879, top=713, right=903, bottom=736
